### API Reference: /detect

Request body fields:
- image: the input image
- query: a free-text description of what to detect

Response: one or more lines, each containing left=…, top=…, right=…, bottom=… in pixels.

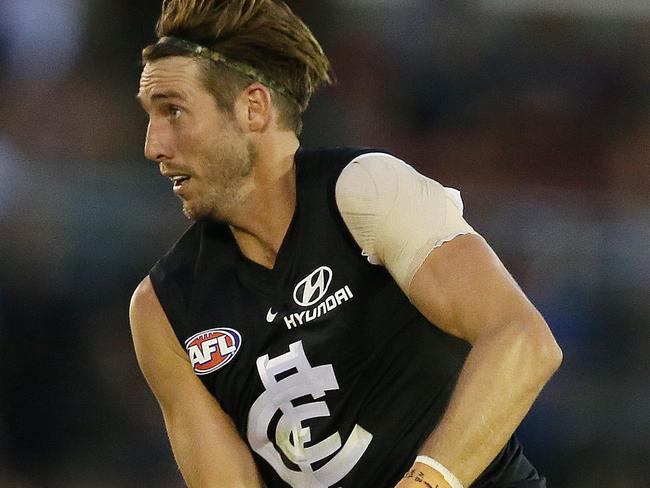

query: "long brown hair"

left=142, top=0, right=334, bottom=134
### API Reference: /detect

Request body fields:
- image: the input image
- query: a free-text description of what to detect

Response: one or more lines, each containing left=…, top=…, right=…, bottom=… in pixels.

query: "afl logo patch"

left=185, top=328, right=242, bottom=375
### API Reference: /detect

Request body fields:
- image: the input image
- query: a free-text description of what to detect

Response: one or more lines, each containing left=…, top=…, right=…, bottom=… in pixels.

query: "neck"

left=229, top=131, right=300, bottom=269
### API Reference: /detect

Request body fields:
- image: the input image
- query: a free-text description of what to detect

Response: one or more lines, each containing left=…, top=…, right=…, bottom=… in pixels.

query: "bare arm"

left=335, top=154, right=561, bottom=486
left=129, top=277, right=263, bottom=488
left=400, top=234, right=562, bottom=486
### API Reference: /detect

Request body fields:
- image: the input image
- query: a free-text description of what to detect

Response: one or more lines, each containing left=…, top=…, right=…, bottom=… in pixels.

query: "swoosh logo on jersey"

left=266, top=308, right=278, bottom=323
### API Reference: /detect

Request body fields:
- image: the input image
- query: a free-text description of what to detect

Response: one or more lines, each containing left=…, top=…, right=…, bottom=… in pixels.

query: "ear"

left=239, top=82, right=272, bottom=132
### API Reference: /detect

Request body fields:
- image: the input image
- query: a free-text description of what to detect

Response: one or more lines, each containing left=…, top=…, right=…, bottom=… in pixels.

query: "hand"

left=394, top=462, right=454, bottom=488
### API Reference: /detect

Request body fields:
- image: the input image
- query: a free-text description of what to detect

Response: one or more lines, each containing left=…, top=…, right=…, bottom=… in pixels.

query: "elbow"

left=526, top=315, right=563, bottom=380
left=539, top=333, right=563, bottom=378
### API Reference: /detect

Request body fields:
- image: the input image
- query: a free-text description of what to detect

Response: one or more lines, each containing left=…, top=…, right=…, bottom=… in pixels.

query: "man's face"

left=138, top=56, right=255, bottom=222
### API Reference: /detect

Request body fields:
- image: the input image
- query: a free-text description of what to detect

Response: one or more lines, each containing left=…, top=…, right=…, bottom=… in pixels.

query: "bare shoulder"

left=129, top=276, right=179, bottom=352
left=129, top=276, right=191, bottom=399
left=130, top=275, right=162, bottom=323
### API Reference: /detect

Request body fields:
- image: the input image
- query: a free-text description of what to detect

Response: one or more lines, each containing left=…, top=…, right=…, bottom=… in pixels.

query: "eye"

left=169, top=106, right=183, bottom=120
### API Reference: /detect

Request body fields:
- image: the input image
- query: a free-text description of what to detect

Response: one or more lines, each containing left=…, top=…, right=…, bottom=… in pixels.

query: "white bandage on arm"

left=415, top=456, right=464, bottom=488
left=335, top=153, right=478, bottom=295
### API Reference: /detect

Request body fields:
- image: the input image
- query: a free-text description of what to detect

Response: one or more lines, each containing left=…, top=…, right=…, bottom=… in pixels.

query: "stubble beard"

left=182, top=138, right=257, bottom=223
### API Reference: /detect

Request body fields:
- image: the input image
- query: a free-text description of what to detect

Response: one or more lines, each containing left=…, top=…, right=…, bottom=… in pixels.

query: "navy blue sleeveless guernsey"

left=149, top=147, right=546, bottom=488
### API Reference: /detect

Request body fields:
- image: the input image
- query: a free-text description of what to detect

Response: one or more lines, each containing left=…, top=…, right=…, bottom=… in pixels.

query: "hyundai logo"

left=293, top=266, right=333, bottom=307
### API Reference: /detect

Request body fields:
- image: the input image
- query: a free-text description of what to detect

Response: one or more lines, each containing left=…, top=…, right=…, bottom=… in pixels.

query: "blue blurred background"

left=0, top=1, right=648, bottom=486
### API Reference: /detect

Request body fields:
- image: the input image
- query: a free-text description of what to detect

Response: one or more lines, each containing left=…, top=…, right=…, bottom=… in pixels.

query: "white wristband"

left=414, top=455, right=464, bottom=488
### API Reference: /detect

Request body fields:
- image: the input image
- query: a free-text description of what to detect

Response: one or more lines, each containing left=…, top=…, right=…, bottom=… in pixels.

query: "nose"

left=144, top=119, right=173, bottom=163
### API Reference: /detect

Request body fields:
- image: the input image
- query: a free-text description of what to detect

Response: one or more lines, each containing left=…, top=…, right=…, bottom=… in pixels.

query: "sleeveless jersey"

left=149, top=147, right=545, bottom=488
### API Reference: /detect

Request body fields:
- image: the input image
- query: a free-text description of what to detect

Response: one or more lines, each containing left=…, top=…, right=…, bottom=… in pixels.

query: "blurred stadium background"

left=0, top=1, right=648, bottom=486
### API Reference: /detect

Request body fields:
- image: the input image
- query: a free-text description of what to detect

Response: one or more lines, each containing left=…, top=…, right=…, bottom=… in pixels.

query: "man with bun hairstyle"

left=130, top=1, right=562, bottom=487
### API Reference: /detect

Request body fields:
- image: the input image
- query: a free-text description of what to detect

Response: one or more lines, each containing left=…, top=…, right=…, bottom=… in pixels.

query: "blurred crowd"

left=0, top=1, right=648, bottom=487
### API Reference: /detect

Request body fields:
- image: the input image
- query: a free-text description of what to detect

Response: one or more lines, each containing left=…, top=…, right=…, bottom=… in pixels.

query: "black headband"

left=157, top=36, right=298, bottom=105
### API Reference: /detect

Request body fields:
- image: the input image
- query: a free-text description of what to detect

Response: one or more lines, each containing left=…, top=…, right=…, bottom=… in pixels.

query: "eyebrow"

left=136, top=89, right=187, bottom=108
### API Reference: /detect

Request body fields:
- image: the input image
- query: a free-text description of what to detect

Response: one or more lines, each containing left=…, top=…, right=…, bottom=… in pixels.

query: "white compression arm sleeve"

left=335, top=152, right=478, bottom=295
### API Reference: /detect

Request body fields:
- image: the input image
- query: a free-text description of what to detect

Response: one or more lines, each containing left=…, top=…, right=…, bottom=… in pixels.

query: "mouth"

left=170, top=174, right=191, bottom=190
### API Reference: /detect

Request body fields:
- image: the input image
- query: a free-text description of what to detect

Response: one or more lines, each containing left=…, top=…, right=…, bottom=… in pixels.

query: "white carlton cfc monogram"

left=247, top=341, right=373, bottom=487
